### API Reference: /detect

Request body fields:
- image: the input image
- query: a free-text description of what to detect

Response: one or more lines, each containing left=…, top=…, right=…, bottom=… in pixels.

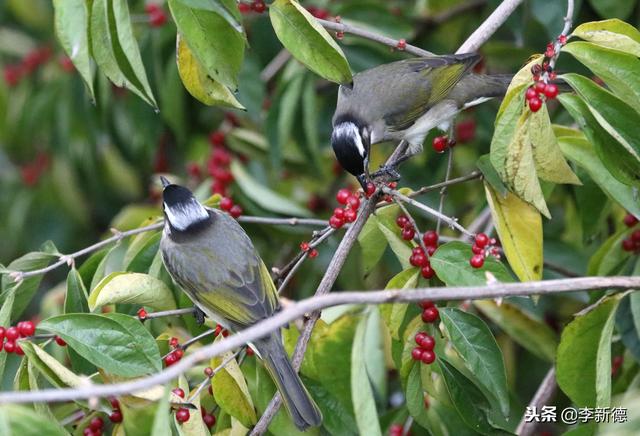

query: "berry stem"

left=392, top=198, right=430, bottom=257
left=436, top=146, right=454, bottom=234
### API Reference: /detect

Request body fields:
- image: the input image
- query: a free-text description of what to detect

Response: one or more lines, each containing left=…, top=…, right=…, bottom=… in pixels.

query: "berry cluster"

left=432, top=135, right=455, bottom=153
left=108, top=398, right=123, bottom=423
left=82, top=417, right=105, bottom=436
left=524, top=81, right=558, bottom=113
left=164, top=336, right=184, bottom=367
left=299, top=241, right=319, bottom=259
left=238, top=1, right=265, bottom=13
left=330, top=188, right=362, bottom=228
left=395, top=214, right=439, bottom=279
left=622, top=213, right=640, bottom=254
left=0, top=320, right=36, bottom=355
left=219, top=196, right=243, bottom=218
left=3, top=46, right=52, bottom=87
left=469, top=232, right=499, bottom=269
left=411, top=330, right=436, bottom=365
left=145, top=3, right=167, bottom=27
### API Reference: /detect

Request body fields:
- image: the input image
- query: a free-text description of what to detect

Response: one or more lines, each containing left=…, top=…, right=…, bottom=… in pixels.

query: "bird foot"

left=371, top=165, right=401, bottom=181
left=193, top=306, right=207, bottom=325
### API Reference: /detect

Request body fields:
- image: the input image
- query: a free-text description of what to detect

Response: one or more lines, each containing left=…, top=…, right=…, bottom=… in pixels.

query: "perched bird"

left=331, top=53, right=511, bottom=188
left=158, top=177, right=322, bottom=430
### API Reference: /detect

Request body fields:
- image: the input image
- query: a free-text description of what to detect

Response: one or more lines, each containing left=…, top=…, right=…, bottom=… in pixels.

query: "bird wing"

left=161, top=211, right=279, bottom=329
left=356, top=54, right=480, bottom=133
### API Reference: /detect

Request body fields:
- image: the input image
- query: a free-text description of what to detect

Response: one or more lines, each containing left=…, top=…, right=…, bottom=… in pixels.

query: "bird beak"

left=160, top=176, right=171, bottom=188
left=356, top=174, right=368, bottom=191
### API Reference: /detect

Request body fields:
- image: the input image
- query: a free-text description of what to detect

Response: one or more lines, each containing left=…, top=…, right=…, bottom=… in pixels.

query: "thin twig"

left=516, top=367, right=557, bottom=436
left=436, top=148, right=454, bottom=234
left=186, top=349, right=242, bottom=403
left=456, top=0, right=526, bottom=54
left=1, top=276, right=638, bottom=404
left=316, top=19, right=434, bottom=57
left=408, top=171, right=482, bottom=199
left=259, top=49, right=291, bottom=82
left=145, top=307, right=195, bottom=321
left=392, top=197, right=429, bottom=256
left=545, top=0, right=575, bottom=80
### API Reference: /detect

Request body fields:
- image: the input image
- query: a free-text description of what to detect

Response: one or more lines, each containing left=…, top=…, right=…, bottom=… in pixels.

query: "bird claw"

left=193, top=306, right=207, bottom=325
left=371, top=165, right=401, bottom=181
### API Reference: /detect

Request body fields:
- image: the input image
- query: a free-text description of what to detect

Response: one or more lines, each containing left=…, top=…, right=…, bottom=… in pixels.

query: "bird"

left=158, top=176, right=322, bottom=431
left=331, top=53, right=512, bottom=189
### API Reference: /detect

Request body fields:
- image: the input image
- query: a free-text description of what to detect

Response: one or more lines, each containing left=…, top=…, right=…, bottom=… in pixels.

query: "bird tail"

left=254, top=331, right=322, bottom=431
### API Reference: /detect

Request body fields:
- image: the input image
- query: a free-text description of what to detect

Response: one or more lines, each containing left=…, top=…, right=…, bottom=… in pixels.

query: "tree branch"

left=2, top=276, right=638, bottom=405
left=456, top=0, right=525, bottom=54
left=516, top=367, right=557, bottom=436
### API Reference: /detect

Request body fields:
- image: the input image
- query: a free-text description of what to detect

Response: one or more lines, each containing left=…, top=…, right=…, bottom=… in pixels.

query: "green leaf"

left=151, top=387, right=172, bottom=436
left=176, top=0, right=242, bottom=33
left=438, top=358, right=497, bottom=435
left=556, top=294, right=623, bottom=407
left=561, top=74, right=640, bottom=171
left=379, top=269, right=419, bottom=340
left=175, top=375, right=209, bottom=436
left=430, top=241, right=514, bottom=286
left=123, top=231, right=161, bottom=273
left=0, top=405, right=67, bottom=436
left=572, top=19, right=640, bottom=57
left=477, top=155, right=507, bottom=197
left=557, top=134, right=640, bottom=218
left=588, top=0, right=635, bottom=20
left=357, top=215, right=387, bottom=276
left=490, top=83, right=527, bottom=179
left=168, top=0, right=244, bottom=90
left=617, top=291, right=640, bottom=362
left=587, top=227, right=634, bottom=276
left=90, top=0, right=156, bottom=106
left=52, top=0, right=94, bottom=99
left=558, top=92, right=640, bottom=187
left=563, top=41, right=640, bottom=113
left=38, top=313, right=162, bottom=377
left=305, top=379, right=356, bottom=436
left=230, top=160, right=311, bottom=216
left=0, top=291, right=15, bottom=383
left=373, top=203, right=412, bottom=269
left=484, top=184, right=543, bottom=281
left=19, top=341, right=85, bottom=389
left=176, top=34, right=245, bottom=109
left=64, top=269, right=97, bottom=375
left=211, top=341, right=257, bottom=427
left=88, top=272, right=177, bottom=312
left=269, top=0, right=351, bottom=84
left=439, top=308, right=510, bottom=416
left=351, top=313, right=382, bottom=436
left=473, top=300, right=557, bottom=362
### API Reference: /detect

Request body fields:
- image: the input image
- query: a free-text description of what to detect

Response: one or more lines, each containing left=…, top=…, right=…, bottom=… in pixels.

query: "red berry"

left=212, top=147, right=231, bottom=166
left=238, top=3, right=251, bottom=13
left=410, top=253, right=427, bottom=267
left=397, top=39, right=406, bottom=50
left=346, top=195, right=360, bottom=210
left=421, top=265, right=435, bottom=279
left=432, top=136, right=448, bottom=153
left=426, top=246, right=436, bottom=256
left=411, top=347, right=423, bottom=361
left=15, top=343, right=24, bottom=356
left=412, top=246, right=425, bottom=256
left=252, top=1, right=266, bottom=13
left=528, top=97, right=542, bottom=112
left=329, top=215, right=345, bottom=229
left=472, top=244, right=484, bottom=255
left=0, top=327, right=5, bottom=341
left=558, top=34, right=567, bottom=45
left=421, top=350, right=436, bottom=364
left=632, top=230, right=640, bottom=244
left=174, top=348, right=184, bottom=359
left=149, top=10, right=167, bottom=27
left=544, top=83, right=559, bottom=99
left=3, top=65, right=22, bottom=87
left=209, top=131, right=226, bottom=147
left=172, top=388, right=185, bottom=398
left=419, top=300, right=434, bottom=309
left=6, top=327, right=19, bottom=341
left=534, top=81, right=546, bottom=93
left=165, top=353, right=178, bottom=366
left=344, top=208, right=357, bottom=223
left=390, top=424, right=404, bottom=436
left=83, top=428, right=94, bottom=436
left=89, top=417, right=104, bottom=431
left=246, top=347, right=254, bottom=356
left=203, top=413, right=216, bottom=428
left=365, top=182, right=376, bottom=197
left=169, top=337, right=179, bottom=348
left=475, top=233, right=489, bottom=248
left=336, top=31, right=344, bottom=39
left=176, top=408, right=191, bottom=423
left=422, top=307, right=439, bottom=323
left=110, top=398, right=121, bottom=410
left=137, top=308, right=147, bottom=320
left=422, top=230, right=438, bottom=247
left=336, top=188, right=351, bottom=205
left=396, top=215, right=409, bottom=228
left=214, top=324, right=223, bottom=337
left=545, top=48, right=555, bottom=58
left=4, top=341, right=15, bottom=353
left=470, top=254, right=485, bottom=268
left=525, top=87, right=538, bottom=101
left=455, top=119, right=476, bottom=143
left=300, top=241, right=310, bottom=252
left=415, top=332, right=428, bottom=346
left=624, top=213, right=639, bottom=227
left=308, top=248, right=319, bottom=258
left=387, top=181, right=398, bottom=189
left=622, top=238, right=635, bottom=252
left=204, top=366, right=214, bottom=377
left=401, top=226, right=415, bottom=241
left=18, top=320, right=35, bottom=337
left=145, top=3, right=160, bottom=13
left=109, top=410, right=123, bottom=423
left=55, top=335, right=67, bottom=346
left=229, top=205, right=243, bottom=218
left=333, top=208, right=345, bottom=219
left=419, top=334, right=435, bottom=351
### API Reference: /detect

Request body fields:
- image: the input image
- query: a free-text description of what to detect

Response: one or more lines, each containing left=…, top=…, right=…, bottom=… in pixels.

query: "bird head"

left=160, top=176, right=210, bottom=232
left=331, top=116, right=370, bottom=190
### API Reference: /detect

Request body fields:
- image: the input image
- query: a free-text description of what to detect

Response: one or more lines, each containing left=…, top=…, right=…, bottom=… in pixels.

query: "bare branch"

left=1, top=276, right=638, bottom=405
left=408, top=171, right=482, bottom=199
left=456, top=0, right=526, bottom=54
left=516, top=367, right=557, bottom=436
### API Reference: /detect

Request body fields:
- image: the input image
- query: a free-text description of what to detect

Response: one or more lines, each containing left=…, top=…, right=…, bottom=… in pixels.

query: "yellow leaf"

left=485, top=183, right=543, bottom=281
left=176, top=34, right=245, bottom=109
